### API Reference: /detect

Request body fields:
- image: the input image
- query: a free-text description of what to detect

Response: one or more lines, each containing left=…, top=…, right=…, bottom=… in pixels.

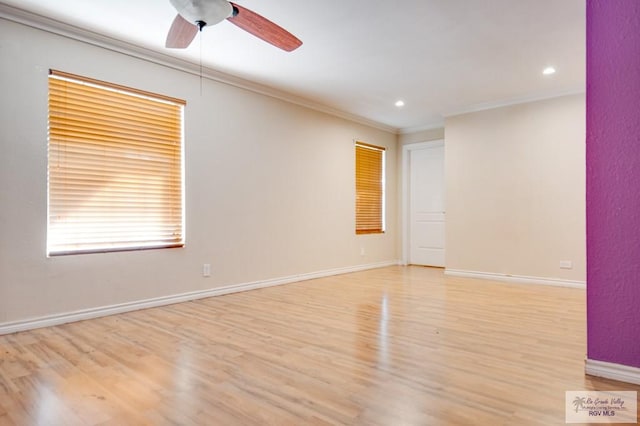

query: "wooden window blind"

left=355, top=141, right=385, bottom=234
left=47, top=70, right=185, bottom=255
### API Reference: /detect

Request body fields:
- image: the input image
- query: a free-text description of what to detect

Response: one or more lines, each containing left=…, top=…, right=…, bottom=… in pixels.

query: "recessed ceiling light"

left=542, top=66, right=556, bottom=75
left=395, top=100, right=405, bottom=107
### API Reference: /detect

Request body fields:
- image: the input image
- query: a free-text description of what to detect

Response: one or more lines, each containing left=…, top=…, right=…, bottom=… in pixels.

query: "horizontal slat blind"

left=355, top=142, right=385, bottom=234
left=48, top=70, right=185, bottom=255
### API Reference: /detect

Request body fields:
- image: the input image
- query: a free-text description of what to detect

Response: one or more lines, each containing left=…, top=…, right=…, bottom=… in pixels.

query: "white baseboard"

left=0, top=260, right=398, bottom=335
left=444, top=268, right=586, bottom=289
left=586, top=359, right=640, bottom=385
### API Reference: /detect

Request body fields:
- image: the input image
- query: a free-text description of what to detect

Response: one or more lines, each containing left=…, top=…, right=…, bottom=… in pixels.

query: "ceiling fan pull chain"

left=199, top=29, right=203, bottom=96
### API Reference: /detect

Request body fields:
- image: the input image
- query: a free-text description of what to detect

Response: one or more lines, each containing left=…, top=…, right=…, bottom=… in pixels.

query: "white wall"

left=444, top=94, right=585, bottom=282
left=0, top=19, right=398, bottom=325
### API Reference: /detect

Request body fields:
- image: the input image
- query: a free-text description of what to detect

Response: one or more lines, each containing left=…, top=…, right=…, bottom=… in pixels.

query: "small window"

left=47, top=70, right=185, bottom=255
left=355, top=141, right=385, bottom=234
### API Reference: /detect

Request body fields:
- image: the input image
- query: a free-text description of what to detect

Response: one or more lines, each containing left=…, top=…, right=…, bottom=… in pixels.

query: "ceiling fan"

left=166, top=0, right=302, bottom=52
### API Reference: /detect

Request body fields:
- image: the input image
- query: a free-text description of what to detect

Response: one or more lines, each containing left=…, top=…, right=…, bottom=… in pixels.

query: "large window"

left=47, top=70, right=185, bottom=255
left=355, top=141, right=385, bottom=234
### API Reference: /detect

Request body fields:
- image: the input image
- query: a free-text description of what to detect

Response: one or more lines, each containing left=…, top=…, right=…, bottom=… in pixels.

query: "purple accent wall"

left=587, top=0, right=640, bottom=368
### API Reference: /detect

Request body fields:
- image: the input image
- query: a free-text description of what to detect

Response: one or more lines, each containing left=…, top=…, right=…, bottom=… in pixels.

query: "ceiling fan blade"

left=166, top=14, right=198, bottom=48
left=227, top=3, right=302, bottom=52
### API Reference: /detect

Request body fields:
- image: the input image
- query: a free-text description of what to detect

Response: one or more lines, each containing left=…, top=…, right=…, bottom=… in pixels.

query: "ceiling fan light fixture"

left=169, top=0, right=233, bottom=26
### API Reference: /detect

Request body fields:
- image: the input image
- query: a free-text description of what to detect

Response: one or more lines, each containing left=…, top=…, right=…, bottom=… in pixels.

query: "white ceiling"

left=1, top=0, right=585, bottom=132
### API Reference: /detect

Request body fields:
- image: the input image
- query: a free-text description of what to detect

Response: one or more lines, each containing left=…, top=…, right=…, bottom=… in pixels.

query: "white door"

left=409, top=143, right=445, bottom=266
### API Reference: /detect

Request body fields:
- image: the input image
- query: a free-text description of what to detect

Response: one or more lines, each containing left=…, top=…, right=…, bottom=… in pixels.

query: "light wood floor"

left=1, top=266, right=638, bottom=425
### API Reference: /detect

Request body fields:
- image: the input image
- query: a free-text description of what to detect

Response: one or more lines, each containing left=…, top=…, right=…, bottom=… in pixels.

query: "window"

left=355, top=141, right=385, bottom=234
left=47, top=70, right=185, bottom=255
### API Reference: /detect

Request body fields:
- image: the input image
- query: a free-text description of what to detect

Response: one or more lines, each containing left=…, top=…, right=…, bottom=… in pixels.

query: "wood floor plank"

left=0, top=266, right=638, bottom=425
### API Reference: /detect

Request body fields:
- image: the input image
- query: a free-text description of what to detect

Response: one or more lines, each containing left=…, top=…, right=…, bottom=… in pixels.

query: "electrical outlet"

left=203, top=263, right=211, bottom=277
left=360, top=247, right=365, bottom=256
left=559, top=260, right=573, bottom=270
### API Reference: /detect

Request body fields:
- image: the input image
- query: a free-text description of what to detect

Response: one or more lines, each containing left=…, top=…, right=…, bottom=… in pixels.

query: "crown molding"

left=399, top=121, right=445, bottom=135
left=442, top=88, right=586, bottom=119
left=392, top=87, right=586, bottom=135
left=0, top=3, right=398, bottom=134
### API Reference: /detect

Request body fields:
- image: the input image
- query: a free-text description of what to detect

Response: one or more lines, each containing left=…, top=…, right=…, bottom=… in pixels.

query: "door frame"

left=401, top=139, right=445, bottom=265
